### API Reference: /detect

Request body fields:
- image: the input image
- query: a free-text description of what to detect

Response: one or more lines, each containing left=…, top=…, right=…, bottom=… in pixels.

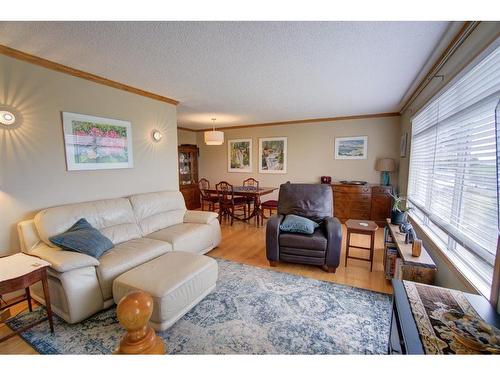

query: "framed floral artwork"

left=62, top=112, right=134, bottom=171
left=228, top=139, right=252, bottom=173
left=259, top=137, right=287, bottom=174
left=334, top=136, right=368, bottom=160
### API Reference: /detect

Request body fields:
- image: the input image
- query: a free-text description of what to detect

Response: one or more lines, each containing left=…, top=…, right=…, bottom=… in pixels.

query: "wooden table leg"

left=370, top=232, right=375, bottom=272
left=41, top=269, right=54, bottom=333
left=345, top=230, right=351, bottom=267
left=25, top=287, right=33, bottom=312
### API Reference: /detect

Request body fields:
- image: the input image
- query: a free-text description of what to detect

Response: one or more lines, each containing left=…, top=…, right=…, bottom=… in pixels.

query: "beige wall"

left=0, top=55, right=179, bottom=255
left=178, top=128, right=197, bottom=145
left=197, top=116, right=400, bottom=201
left=397, top=22, right=500, bottom=300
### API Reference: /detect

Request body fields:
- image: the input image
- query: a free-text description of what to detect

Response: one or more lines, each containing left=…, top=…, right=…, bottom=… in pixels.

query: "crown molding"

left=181, top=112, right=400, bottom=132
left=399, top=21, right=479, bottom=113
left=0, top=44, right=179, bottom=106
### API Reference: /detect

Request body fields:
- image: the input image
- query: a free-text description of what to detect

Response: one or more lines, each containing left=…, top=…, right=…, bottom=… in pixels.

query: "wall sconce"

left=0, top=111, right=16, bottom=126
left=152, top=130, right=163, bottom=142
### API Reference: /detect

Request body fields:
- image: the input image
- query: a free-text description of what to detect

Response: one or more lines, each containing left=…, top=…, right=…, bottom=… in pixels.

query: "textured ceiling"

left=0, top=21, right=451, bottom=129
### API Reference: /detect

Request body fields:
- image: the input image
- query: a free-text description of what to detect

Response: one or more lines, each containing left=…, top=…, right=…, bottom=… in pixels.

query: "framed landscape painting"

left=259, top=137, right=287, bottom=174
left=334, top=136, right=368, bottom=160
left=62, top=112, right=134, bottom=171
left=228, top=138, right=252, bottom=173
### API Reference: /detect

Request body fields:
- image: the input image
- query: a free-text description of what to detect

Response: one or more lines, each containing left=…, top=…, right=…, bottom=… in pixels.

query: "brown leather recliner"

left=266, top=183, right=342, bottom=273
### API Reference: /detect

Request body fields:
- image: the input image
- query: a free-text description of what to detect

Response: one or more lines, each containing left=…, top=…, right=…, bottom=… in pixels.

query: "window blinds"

left=408, top=45, right=500, bottom=292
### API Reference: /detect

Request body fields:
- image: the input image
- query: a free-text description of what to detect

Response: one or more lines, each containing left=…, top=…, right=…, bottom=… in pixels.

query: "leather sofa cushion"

left=34, top=198, right=142, bottom=247
left=146, top=223, right=213, bottom=253
left=113, top=252, right=218, bottom=329
left=97, top=237, right=172, bottom=300
left=279, top=227, right=327, bottom=251
left=129, top=191, right=187, bottom=236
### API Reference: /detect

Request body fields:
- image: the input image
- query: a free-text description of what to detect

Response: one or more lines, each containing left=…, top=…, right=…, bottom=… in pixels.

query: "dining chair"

left=215, top=181, right=247, bottom=226
left=199, top=178, right=218, bottom=211
left=242, top=178, right=259, bottom=223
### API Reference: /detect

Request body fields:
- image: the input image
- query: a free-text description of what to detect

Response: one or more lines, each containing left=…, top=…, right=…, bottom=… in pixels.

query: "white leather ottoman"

left=112, top=251, right=218, bottom=331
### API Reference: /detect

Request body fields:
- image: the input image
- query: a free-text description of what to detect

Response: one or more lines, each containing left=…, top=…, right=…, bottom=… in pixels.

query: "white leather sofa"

left=16, top=191, right=221, bottom=324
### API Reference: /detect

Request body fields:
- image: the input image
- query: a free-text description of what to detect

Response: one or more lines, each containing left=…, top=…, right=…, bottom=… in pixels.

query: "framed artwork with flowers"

left=62, top=112, right=134, bottom=171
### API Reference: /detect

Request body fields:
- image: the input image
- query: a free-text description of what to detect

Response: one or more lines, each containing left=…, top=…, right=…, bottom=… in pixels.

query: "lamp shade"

left=204, top=130, right=224, bottom=145
left=375, top=158, right=396, bottom=172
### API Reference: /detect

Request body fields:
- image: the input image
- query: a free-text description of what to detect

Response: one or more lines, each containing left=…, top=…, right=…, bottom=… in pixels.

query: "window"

left=407, top=45, right=500, bottom=297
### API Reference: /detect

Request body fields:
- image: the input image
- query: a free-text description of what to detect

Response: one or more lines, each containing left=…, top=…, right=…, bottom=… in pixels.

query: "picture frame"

left=227, top=138, right=252, bottom=173
left=259, top=137, right=287, bottom=174
left=334, top=136, right=368, bottom=160
left=62, top=112, right=134, bottom=171
left=400, top=132, right=408, bottom=158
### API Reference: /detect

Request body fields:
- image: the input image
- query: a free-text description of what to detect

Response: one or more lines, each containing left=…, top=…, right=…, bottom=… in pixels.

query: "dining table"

left=205, top=186, right=277, bottom=226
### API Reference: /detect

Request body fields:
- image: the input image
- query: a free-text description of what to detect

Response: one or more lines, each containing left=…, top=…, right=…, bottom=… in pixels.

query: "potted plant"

left=389, top=192, right=411, bottom=224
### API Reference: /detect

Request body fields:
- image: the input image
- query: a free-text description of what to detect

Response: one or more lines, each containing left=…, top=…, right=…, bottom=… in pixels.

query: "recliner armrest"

left=266, top=214, right=284, bottom=262
left=184, top=210, right=219, bottom=224
left=324, top=216, right=342, bottom=268
left=30, top=243, right=100, bottom=273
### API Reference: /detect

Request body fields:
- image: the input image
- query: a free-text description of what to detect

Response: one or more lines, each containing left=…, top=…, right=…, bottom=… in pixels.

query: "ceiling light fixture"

left=204, top=118, right=224, bottom=146
left=0, top=111, right=16, bottom=126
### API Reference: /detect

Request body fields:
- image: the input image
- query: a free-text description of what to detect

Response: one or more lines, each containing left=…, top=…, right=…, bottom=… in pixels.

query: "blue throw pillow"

left=49, top=218, right=114, bottom=259
left=279, top=214, right=319, bottom=235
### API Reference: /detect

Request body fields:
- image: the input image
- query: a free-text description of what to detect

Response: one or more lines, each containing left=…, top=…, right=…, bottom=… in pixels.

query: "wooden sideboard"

left=331, top=183, right=392, bottom=226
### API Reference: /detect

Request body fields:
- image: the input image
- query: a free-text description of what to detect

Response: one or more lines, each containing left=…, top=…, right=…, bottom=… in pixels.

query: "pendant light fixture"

left=204, top=118, right=224, bottom=145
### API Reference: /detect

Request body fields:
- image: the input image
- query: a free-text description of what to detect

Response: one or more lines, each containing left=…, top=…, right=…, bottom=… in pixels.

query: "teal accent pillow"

left=279, top=214, right=319, bottom=235
left=49, top=218, right=114, bottom=259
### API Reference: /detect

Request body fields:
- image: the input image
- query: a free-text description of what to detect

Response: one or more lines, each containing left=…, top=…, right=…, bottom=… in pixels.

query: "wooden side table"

left=344, top=219, right=378, bottom=271
left=0, top=253, right=54, bottom=343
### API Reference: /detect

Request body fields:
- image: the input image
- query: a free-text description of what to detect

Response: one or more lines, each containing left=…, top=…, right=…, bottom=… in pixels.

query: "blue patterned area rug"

left=7, top=259, right=391, bottom=354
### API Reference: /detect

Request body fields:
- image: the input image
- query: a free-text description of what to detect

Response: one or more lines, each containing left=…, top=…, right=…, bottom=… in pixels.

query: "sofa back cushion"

left=129, top=191, right=187, bottom=236
left=34, top=198, right=142, bottom=247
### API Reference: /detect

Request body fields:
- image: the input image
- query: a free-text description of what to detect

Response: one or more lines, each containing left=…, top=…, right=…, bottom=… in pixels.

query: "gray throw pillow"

left=49, top=218, right=114, bottom=259
left=279, top=214, right=319, bottom=235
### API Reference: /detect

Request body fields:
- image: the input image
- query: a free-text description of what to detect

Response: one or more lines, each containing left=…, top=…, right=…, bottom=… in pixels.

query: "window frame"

left=407, top=40, right=500, bottom=300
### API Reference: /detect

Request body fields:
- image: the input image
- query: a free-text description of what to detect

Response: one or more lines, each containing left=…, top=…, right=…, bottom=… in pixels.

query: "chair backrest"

left=243, top=178, right=259, bottom=190
left=199, top=178, right=211, bottom=199
left=215, top=181, right=234, bottom=203
left=277, top=183, right=333, bottom=223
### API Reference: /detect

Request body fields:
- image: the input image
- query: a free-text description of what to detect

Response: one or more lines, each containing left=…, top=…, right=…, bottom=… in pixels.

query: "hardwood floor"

left=209, top=219, right=392, bottom=294
left=0, top=217, right=391, bottom=354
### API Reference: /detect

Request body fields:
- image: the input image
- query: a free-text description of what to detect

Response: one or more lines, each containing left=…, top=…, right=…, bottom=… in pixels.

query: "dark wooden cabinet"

left=332, top=183, right=392, bottom=226
left=178, top=144, right=201, bottom=210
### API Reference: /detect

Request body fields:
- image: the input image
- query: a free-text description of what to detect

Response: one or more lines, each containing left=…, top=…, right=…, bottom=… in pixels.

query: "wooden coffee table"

left=0, top=253, right=54, bottom=343
left=344, top=219, right=378, bottom=271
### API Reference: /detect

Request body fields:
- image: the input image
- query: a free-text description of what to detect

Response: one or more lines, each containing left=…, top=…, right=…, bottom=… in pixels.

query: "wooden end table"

left=0, top=253, right=54, bottom=343
left=344, top=219, right=378, bottom=271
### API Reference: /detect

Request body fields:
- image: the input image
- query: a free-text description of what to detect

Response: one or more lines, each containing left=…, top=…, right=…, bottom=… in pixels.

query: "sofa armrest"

left=324, top=216, right=342, bottom=268
left=17, top=219, right=42, bottom=253
left=266, top=214, right=284, bottom=262
left=30, top=244, right=99, bottom=273
left=184, top=210, right=218, bottom=224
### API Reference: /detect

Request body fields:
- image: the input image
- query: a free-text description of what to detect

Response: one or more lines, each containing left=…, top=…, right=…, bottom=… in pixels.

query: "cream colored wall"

left=0, top=55, right=178, bottom=255
left=178, top=128, right=197, bottom=145
left=197, top=116, right=400, bottom=201
left=397, top=22, right=500, bottom=300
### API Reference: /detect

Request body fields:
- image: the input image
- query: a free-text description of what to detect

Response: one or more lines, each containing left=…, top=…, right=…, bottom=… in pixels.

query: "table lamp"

left=375, top=158, right=396, bottom=186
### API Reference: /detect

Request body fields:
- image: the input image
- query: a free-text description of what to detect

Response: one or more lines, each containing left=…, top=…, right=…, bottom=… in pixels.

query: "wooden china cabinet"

left=178, top=144, right=201, bottom=210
